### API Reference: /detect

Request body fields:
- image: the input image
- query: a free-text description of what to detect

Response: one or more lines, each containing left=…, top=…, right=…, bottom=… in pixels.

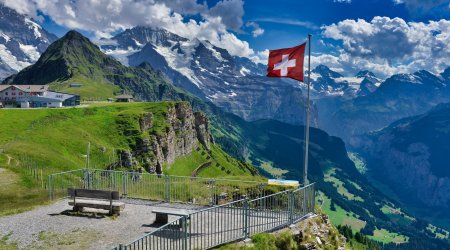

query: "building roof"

left=0, top=85, right=49, bottom=92
left=115, top=94, right=134, bottom=99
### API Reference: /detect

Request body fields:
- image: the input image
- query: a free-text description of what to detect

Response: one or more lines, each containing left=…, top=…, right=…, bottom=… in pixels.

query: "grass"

left=427, top=224, right=449, bottom=240
left=317, top=191, right=366, bottom=232
left=258, top=162, right=288, bottom=179
left=324, top=168, right=364, bottom=202
left=348, top=152, right=367, bottom=175
left=380, top=204, right=415, bottom=226
left=0, top=102, right=262, bottom=216
left=0, top=167, right=49, bottom=217
left=51, top=75, right=121, bottom=101
left=0, top=233, right=18, bottom=250
left=369, top=228, right=409, bottom=244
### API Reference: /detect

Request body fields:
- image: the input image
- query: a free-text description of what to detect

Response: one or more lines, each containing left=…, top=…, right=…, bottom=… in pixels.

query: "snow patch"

left=240, top=66, right=250, bottom=76
left=0, top=44, right=31, bottom=71
left=310, top=72, right=320, bottom=81
left=154, top=42, right=203, bottom=87
left=0, top=33, right=10, bottom=42
left=24, top=18, right=42, bottom=39
left=202, top=41, right=225, bottom=62
left=19, top=44, right=40, bottom=61
left=229, top=91, right=237, bottom=97
left=103, top=47, right=139, bottom=66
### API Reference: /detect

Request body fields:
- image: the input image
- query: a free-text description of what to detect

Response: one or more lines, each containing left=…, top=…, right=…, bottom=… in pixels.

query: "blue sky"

left=4, top=0, right=450, bottom=78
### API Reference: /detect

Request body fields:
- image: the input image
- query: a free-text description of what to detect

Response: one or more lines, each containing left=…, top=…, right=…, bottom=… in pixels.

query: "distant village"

left=0, top=84, right=134, bottom=108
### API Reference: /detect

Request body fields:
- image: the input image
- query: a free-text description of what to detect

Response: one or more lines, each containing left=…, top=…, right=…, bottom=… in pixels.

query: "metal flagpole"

left=303, top=34, right=312, bottom=185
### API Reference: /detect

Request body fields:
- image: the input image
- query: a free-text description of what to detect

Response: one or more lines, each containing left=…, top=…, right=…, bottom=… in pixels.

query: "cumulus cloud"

left=208, top=0, right=244, bottom=32
left=321, top=16, right=450, bottom=78
left=0, top=0, right=257, bottom=58
left=246, top=21, right=264, bottom=37
left=334, top=0, right=352, bottom=3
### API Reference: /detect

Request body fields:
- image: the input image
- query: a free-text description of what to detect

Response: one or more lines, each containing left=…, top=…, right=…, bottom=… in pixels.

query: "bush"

left=275, top=231, right=298, bottom=250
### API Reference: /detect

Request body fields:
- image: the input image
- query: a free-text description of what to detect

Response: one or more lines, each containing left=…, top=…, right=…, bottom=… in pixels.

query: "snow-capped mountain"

left=100, top=26, right=312, bottom=125
left=0, top=4, right=57, bottom=80
left=308, top=65, right=381, bottom=98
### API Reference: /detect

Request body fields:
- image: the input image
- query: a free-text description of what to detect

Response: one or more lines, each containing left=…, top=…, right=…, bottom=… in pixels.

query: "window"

left=18, top=92, right=23, bottom=96
left=12, top=92, right=16, bottom=96
left=5, top=92, right=8, bottom=95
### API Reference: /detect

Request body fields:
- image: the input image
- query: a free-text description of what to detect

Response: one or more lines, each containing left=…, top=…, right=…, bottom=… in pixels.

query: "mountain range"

left=0, top=4, right=56, bottom=79
left=359, top=103, right=450, bottom=230
left=2, top=4, right=450, bottom=247
left=3, top=28, right=450, bottom=249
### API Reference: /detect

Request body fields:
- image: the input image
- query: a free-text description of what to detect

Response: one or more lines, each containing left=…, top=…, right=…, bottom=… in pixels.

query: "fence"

left=117, top=183, right=315, bottom=250
left=46, top=169, right=315, bottom=250
left=48, top=169, right=284, bottom=205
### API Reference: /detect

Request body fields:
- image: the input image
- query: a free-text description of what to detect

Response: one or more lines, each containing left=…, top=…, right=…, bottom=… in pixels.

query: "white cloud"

left=321, top=16, right=450, bottom=78
left=246, top=22, right=264, bottom=37
left=334, top=0, right=352, bottom=3
left=251, top=49, right=269, bottom=64
left=254, top=18, right=319, bottom=29
left=393, top=0, right=450, bottom=17
left=0, top=0, right=256, bottom=58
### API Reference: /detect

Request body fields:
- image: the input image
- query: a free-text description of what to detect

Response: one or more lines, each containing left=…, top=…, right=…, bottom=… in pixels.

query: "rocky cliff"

left=115, top=102, right=212, bottom=174
left=360, top=103, right=450, bottom=209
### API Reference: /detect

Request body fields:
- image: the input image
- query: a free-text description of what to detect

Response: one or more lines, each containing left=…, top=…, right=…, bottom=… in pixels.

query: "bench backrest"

left=68, top=188, right=120, bottom=200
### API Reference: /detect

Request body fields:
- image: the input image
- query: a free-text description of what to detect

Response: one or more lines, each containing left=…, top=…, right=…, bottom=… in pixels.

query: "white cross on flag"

left=267, top=43, right=306, bottom=82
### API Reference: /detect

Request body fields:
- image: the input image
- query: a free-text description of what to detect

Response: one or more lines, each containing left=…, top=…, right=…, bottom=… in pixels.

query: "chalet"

left=115, top=94, right=134, bottom=102
left=0, top=85, right=80, bottom=108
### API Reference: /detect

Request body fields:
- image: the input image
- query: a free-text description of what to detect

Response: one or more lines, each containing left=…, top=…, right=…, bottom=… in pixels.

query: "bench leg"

left=74, top=206, right=84, bottom=213
left=155, top=213, right=168, bottom=224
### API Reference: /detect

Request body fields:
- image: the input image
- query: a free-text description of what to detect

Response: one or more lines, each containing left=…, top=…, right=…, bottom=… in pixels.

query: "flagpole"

left=303, top=34, right=311, bottom=185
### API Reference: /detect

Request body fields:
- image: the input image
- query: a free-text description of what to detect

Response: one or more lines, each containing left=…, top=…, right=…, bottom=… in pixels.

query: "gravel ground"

left=0, top=199, right=205, bottom=249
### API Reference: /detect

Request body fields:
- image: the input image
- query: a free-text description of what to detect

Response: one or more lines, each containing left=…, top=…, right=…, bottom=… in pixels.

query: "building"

left=115, top=94, right=134, bottom=102
left=0, top=85, right=80, bottom=108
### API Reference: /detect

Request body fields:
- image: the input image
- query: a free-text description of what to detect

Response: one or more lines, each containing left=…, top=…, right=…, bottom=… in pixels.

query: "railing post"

left=165, top=175, right=170, bottom=202
left=303, top=187, right=307, bottom=216
left=183, top=215, right=189, bottom=250
left=48, top=174, right=52, bottom=200
left=288, top=190, right=294, bottom=225
left=312, top=184, right=316, bottom=213
left=243, top=198, right=249, bottom=239
left=122, top=172, right=128, bottom=198
left=210, top=179, right=216, bottom=206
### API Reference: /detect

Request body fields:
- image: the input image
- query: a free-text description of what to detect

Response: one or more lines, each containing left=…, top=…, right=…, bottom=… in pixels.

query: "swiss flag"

left=267, top=43, right=306, bottom=82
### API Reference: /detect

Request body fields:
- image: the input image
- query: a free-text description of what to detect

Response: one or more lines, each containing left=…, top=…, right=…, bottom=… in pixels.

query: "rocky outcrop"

left=115, top=102, right=212, bottom=174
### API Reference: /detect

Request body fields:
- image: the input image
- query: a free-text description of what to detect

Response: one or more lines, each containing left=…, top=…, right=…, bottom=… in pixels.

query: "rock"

left=114, top=102, right=213, bottom=173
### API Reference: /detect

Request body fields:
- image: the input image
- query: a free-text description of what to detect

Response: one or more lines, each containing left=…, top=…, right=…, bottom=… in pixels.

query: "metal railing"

left=117, top=216, right=189, bottom=250
left=48, top=169, right=285, bottom=205
left=117, top=183, right=316, bottom=250
left=47, top=169, right=315, bottom=250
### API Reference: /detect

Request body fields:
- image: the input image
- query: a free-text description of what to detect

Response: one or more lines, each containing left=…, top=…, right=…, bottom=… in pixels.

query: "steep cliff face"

left=116, top=102, right=212, bottom=174
left=360, top=103, right=450, bottom=209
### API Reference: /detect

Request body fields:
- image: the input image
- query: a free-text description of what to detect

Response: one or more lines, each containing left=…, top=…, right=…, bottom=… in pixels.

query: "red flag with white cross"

left=266, top=43, right=306, bottom=82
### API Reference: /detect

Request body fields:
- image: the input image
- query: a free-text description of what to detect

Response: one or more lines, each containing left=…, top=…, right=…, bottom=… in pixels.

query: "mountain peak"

left=63, top=30, right=87, bottom=41
left=355, top=70, right=376, bottom=78
left=312, top=64, right=342, bottom=78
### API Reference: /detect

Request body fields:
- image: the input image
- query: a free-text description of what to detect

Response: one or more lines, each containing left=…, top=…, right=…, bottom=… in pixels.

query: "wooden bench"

left=68, top=188, right=125, bottom=215
left=152, top=208, right=189, bottom=227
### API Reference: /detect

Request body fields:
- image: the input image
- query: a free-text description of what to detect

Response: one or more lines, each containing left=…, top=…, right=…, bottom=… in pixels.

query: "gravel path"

left=0, top=199, right=205, bottom=249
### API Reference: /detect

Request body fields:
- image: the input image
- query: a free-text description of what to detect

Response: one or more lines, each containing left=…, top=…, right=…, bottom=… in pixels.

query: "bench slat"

left=69, top=199, right=125, bottom=210
left=68, top=188, right=120, bottom=200
left=152, top=208, right=189, bottom=216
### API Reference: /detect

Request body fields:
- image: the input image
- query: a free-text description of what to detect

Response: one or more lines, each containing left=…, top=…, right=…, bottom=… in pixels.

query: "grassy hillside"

left=0, top=102, right=260, bottom=215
